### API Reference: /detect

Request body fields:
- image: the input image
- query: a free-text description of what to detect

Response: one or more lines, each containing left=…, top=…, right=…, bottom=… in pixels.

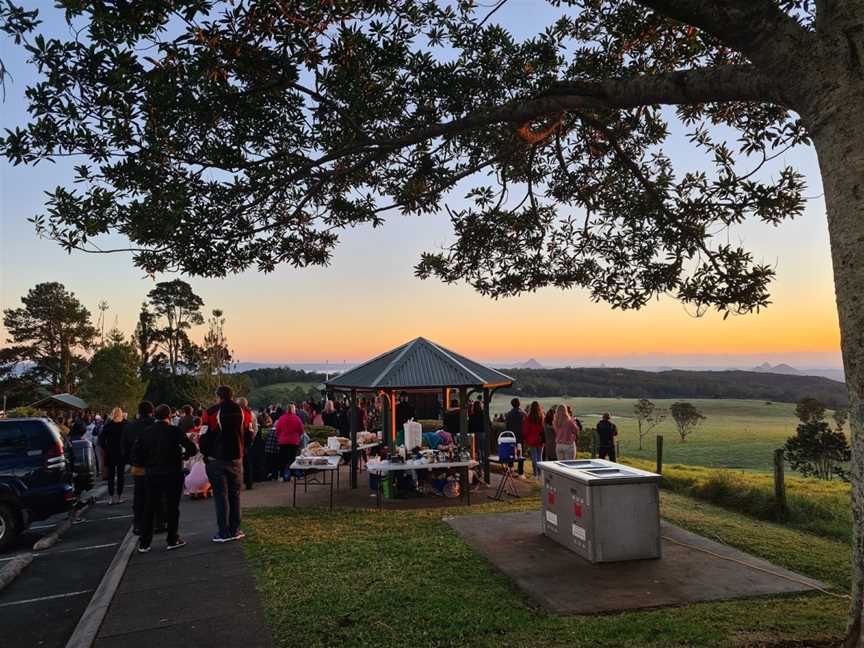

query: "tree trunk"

left=812, top=99, right=864, bottom=648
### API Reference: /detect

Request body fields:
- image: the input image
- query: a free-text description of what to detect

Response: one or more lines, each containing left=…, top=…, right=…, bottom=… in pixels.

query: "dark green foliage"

left=784, top=398, right=851, bottom=481
left=1, top=281, right=97, bottom=394
left=1, top=2, right=810, bottom=316
left=145, top=279, right=205, bottom=376
left=143, top=373, right=206, bottom=408
left=502, top=367, right=848, bottom=408
left=240, top=367, right=327, bottom=389
left=80, top=339, right=146, bottom=412
left=670, top=402, right=705, bottom=442
left=246, top=382, right=319, bottom=409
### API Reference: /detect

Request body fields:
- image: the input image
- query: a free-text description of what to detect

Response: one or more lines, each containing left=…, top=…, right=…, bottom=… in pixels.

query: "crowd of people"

left=48, top=386, right=263, bottom=552
left=44, top=393, right=619, bottom=540
left=499, top=398, right=618, bottom=478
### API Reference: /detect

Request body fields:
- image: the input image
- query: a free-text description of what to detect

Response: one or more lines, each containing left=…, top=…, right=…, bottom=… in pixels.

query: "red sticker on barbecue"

left=548, top=492, right=556, bottom=505
left=574, top=503, right=582, bottom=517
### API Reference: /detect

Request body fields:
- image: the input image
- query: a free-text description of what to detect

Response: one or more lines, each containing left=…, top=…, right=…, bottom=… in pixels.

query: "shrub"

left=620, top=457, right=851, bottom=543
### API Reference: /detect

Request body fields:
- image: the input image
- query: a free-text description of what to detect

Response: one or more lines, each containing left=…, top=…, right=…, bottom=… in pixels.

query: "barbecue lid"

left=538, top=459, right=660, bottom=484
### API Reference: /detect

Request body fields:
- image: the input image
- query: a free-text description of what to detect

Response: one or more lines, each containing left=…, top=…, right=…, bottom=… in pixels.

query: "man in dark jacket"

left=595, top=412, right=618, bottom=462
left=201, top=385, right=246, bottom=543
left=123, top=401, right=157, bottom=535
left=132, top=404, right=197, bottom=552
left=504, top=398, right=526, bottom=476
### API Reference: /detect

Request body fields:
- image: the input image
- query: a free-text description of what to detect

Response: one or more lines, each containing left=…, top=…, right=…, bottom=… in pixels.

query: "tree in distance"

left=80, top=329, right=147, bottom=413
left=5, top=2, right=864, bottom=642
left=669, top=402, right=705, bottom=443
left=146, top=279, right=205, bottom=377
left=784, top=397, right=851, bottom=481
left=1, top=282, right=97, bottom=395
left=633, top=398, right=665, bottom=450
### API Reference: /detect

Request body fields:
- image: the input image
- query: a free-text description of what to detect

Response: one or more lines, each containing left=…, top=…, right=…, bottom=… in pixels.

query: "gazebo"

left=30, top=393, right=88, bottom=411
left=325, top=337, right=514, bottom=488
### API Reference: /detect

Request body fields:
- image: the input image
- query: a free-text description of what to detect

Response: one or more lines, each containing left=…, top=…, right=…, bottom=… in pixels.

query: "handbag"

left=130, top=465, right=146, bottom=477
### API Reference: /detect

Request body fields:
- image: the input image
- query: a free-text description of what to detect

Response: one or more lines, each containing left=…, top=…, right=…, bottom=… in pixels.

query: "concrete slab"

left=447, top=510, right=827, bottom=615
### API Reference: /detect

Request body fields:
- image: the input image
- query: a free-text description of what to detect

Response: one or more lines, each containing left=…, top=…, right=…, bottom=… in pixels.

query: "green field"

left=490, top=395, right=834, bottom=472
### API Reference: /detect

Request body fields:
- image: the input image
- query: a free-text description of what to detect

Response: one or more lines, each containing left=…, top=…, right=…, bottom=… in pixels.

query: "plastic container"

left=497, top=431, right=517, bottom=461
left=403, top=419, right=422, bottom=450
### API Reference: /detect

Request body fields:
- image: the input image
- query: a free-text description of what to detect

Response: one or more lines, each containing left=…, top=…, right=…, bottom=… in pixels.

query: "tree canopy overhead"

left=1, top=0, right=813, bottom=315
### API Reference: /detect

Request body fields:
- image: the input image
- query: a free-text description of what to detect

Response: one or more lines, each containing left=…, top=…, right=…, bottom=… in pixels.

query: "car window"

left=0, top=424, right=29, bottom=457
left=23, top=420, right=61, bottom=451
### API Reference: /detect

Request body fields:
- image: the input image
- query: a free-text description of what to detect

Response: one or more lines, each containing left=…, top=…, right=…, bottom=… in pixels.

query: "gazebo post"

left=458, top=387, right=468, bottom=449
left=390, top=389, right=397, bottom=453
left=483, top=387, right=492, bottom=484
left=349, top=388, right=358, bottom=489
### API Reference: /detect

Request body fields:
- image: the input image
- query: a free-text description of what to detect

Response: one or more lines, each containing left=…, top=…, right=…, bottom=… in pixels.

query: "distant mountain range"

left=502, top=358, right=545, bottom=370
left=502, top=367, right=849, bottom=408
left=750, top=362, right=845, bottom=382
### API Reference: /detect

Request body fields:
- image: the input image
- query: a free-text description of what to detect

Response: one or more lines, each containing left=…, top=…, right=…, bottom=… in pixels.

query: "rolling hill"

left=501, top=367, right=849, bottom=408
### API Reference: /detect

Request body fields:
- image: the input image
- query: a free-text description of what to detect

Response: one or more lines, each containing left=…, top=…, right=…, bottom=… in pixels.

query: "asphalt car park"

left=0, top=479, right=134, bottom=648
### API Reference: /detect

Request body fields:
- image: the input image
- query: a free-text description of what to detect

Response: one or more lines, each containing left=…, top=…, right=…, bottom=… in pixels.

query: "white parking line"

left=53, top=543, right=118, bottom=555
left=0, top=542, right=118, bottom=563
left=29, top=512, right=133, bottom=531
left=0, top=590, right=93, bottom=608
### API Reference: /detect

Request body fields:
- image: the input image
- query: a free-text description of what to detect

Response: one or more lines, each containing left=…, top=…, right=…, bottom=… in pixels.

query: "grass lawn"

left=243, top=493, right=849, bottom=647
left=490, top=395, right=837, bottom=472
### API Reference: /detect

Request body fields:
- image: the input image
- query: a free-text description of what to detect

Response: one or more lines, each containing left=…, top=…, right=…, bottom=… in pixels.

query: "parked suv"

left=0, top=418, right=74, bottom=551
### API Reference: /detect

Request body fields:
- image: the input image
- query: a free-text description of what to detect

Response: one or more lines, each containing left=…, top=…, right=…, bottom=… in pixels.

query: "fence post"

left=656, top=435, right=664, bottom=475
left=773, top=448, right=787, bottom=518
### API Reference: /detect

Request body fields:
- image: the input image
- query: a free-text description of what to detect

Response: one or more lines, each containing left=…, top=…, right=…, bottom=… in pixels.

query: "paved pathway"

left=93, top=494, right=273, bottom=648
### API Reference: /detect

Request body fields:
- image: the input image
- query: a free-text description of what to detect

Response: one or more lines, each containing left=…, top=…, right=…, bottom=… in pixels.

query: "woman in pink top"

left=552, top=405, right=581, bottom=460
left=275, top=404, right=305, bottom=481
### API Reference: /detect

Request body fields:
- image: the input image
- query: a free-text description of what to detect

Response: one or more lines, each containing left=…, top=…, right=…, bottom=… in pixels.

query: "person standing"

left=596, top=412, right=618, bottom=461
left=295, top=403, right=310, bottom=425
left=99, top=408, right=127, bottom=504
left=504, top=398, right=526, bottom=477
left=523, top=401, right=545, bottom=480
left=553, top=405, right=581, bottom=460
left=123, top=401, right=157, bottom=535
left=395, top=392, right=414, bottom=432
left=132, top=404, right=197, bottom=552
left=201, top=385, right=246, bottom=543
left=178, top=405, right=196, bottom=434
left=238, top=397, right=257, bottom=490
left=274, top=404, right=304, bottom=482
left=322, top=400, right=339, bottom=429
left=543, top=406, right=557, bottom=461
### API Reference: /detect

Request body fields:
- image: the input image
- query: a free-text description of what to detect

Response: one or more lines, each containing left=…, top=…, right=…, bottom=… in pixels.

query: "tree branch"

left=261, top=65, right=781, bottom=174
left=633, top=0, right=810, bottom=65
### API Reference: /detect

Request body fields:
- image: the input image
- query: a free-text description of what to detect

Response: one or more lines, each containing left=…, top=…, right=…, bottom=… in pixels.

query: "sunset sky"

left=0, top=1, right=843, bottom=368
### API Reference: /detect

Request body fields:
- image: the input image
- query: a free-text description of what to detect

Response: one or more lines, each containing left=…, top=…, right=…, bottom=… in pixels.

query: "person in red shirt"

left=275, top=404, right=304, bottom=481
left=523, top=401, right=545, bottom=480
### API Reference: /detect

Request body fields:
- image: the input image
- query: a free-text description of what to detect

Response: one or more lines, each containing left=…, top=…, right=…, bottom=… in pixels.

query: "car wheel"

left=0, top=504, right=19, bottom=553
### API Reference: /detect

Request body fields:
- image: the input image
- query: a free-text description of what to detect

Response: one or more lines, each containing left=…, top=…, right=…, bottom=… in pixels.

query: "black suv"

left=0, top=418, right=74, bottom=551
